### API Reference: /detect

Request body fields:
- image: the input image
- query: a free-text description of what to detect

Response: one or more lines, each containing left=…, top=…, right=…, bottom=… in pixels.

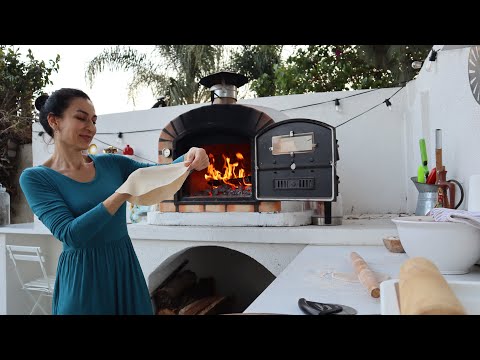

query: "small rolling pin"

left=350, top=252, right=380, bottom=298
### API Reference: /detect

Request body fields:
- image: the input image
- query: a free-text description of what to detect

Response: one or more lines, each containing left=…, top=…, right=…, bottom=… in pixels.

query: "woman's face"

left=51, top=97, right=97, bottom=151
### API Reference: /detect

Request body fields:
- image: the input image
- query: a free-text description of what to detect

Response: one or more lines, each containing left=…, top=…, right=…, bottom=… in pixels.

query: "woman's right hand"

left=184, top=147, right=209, bottom=171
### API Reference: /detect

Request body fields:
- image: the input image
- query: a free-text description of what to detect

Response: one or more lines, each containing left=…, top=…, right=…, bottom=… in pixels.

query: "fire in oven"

left=171, top=103, right=274, bottom=205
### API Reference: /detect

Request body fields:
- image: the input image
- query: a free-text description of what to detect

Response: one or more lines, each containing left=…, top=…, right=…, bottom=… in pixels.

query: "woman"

left=20, top=88, right=209, bottom=315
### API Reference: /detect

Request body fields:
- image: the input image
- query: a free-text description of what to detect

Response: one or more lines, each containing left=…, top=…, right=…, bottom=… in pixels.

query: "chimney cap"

left=199, top=71, right=248, bottom=89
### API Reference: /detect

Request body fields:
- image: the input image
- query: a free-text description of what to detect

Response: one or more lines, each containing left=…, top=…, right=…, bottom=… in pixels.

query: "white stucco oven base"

left=146, top=210, right=313, bottom=227
left=0, top=218, right=396, bottom=314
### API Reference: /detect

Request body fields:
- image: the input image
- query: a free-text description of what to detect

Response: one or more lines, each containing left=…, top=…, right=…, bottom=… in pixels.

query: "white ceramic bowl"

left=391, top=216, right=480, bottom=274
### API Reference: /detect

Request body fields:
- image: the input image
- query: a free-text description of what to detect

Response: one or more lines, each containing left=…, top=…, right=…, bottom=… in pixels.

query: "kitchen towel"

left=429, top=208, right=480, bottom=230
left=116, top=162, right=190, bottom=206
left=399, top=257, right=466, bottom=315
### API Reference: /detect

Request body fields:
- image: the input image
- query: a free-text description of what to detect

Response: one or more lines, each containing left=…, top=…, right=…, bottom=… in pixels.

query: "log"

left=156, top=308, right=176, bottom=315
left=153, top=270, right=197, bottom=309
left=198, top=296, right=228, bottom=315
left=178, top=296, right=227, bottom=315
left=178, top=277, right=216, bottom=309
left=151, top=259, right=188, bottom=297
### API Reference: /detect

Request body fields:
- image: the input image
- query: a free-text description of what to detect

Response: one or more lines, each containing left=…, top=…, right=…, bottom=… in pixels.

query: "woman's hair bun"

left=34, top=93, right=49, bottom=111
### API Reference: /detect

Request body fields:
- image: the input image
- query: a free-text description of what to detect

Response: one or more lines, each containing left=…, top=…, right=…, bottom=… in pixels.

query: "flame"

left=205, top=152, right=251, bottom=189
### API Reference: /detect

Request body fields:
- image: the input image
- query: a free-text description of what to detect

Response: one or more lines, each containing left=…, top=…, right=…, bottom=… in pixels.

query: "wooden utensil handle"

left=436, top=148, right=443, bottom=172
left=350, top=252, right=380, bottom=298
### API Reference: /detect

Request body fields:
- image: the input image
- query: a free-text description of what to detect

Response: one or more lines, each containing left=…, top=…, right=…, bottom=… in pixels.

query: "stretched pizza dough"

left=116, top=162, right=190, bottom=206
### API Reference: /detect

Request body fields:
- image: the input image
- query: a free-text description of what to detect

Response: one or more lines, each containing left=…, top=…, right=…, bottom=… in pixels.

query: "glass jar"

left=0, top=183, right=11, bottom=226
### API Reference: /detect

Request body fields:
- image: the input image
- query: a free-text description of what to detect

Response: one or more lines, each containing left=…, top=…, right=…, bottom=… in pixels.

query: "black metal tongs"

left=298, top=298, right=357, bottom=315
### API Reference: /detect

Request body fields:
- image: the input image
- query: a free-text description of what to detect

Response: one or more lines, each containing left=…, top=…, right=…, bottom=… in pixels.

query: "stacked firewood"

left=152, top=269, right=230, bottom=315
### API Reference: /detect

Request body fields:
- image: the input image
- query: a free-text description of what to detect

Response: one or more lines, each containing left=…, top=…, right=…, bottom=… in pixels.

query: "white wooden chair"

left=6, top=245, right=55, bottom=315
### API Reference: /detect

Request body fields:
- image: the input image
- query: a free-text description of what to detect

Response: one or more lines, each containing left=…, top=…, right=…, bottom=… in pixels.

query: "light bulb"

left=385, top=99, right=392, bottom=111
left=116, top=132, right=123, bottom=145
left=411, top=61, right=423, bottom=70
left=425, top=49, right=438, bottom=72
left=334, top=98, right=340, bottom=112
left=88, top=143, right=98, bottom=154
left=384, top=99, right=392, bottom=111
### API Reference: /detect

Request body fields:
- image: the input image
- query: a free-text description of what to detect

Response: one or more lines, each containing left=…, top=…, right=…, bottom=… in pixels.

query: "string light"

left=334, top=98, right=340, bottom=112
left=411, top=61, right=424, bottom=70
left=33, top=82, right=409, bottom=159
left=116, top=132, right=123, bottom=145
left=425, top=49, right=438, bottom=72
left=87, top=143, right=98, bottom=154
left=279, top=88, right=378, bottom=111
left=384, top=99, right=392, bottom=111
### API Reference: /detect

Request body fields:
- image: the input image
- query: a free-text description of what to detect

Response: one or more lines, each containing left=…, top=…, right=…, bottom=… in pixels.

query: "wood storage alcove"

left=148, top=246, right=275, bottom=315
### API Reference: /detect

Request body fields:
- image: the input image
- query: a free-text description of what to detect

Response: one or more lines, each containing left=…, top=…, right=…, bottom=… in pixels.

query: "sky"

left=14, top=45, right=157, bottom=116
left=13, top=45, right=299, bottom=116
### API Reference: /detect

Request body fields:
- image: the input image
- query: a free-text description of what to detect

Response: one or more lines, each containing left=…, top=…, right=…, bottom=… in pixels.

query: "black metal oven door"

left=255, top=118, right=338, bottom=201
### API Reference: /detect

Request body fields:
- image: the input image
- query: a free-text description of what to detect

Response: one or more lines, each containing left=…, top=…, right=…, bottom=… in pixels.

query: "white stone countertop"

left=244, top=245, right=480, bottom=315
left=0, top=218, right=398, bottom=245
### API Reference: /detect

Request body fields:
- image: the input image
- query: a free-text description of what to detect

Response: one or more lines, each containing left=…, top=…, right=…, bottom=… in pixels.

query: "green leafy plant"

left=228, top=45, right=284, bottom=97
left=229, top=45, right=432, bottom=97
left=0, top=45, right=59, bottom=201
left=86, top=45, right=226, bottom=106
left=273, top=45, right=396, bottom=95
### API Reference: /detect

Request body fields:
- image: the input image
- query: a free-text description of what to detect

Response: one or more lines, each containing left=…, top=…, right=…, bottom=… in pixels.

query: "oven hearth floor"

left=147, top=210, right=313, bottom=227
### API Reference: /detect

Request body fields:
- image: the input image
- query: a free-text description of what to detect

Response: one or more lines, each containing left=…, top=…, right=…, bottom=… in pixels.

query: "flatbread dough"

left=332, top=271, right=390, bottom=283
left=116, top=162, right=190, bottom=206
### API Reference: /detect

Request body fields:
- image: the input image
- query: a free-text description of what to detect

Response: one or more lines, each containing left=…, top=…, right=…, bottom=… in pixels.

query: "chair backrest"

left=5, top=245, right=52, bottom=290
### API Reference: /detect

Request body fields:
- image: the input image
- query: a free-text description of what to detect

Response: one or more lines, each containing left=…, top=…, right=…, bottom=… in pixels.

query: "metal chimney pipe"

left=199, top=71, right=248, bottom=104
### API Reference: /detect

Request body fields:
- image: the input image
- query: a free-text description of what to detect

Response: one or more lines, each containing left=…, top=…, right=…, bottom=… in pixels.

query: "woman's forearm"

left=106, top=154, right=186, bottom=215
left=103, top=192, right=131, bottom=215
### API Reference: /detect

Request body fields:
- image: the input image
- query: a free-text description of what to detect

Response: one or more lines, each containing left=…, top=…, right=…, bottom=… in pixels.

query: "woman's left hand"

left=184, top=147, right=209, bottom=171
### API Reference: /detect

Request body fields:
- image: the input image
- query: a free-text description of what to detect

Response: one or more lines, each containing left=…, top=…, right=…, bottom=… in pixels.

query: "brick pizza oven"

left=152, top=71, right=340, bottom=222
left=143, top=72, right=340, bottom=314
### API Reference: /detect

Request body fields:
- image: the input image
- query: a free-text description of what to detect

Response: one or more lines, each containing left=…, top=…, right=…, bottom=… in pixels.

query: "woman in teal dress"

left=20, top=88, right=209, bottom=315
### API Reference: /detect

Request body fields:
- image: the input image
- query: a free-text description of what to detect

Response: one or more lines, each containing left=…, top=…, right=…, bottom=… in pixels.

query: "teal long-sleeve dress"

left=19, top=153, right=185, bottom=315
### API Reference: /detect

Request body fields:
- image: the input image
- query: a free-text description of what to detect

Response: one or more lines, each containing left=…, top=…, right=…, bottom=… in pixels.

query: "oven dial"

left=162, top=148, right=171, bottom=158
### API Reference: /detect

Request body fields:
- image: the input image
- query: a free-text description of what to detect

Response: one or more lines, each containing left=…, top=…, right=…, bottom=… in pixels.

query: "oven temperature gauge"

left=161, top=148, right=171, bottom=158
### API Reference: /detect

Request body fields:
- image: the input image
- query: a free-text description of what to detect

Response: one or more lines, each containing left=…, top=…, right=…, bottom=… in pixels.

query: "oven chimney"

left=200, top=71, right=248, bottom=105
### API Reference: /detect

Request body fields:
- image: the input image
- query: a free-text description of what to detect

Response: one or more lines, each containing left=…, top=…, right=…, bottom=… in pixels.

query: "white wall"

left=30, top=46, right=479, bottom=216
left=242, top=89, right=407, bottom=214
left=403, top=45, right=480, bottom=213
left=32, top=88, right=407, bottom=215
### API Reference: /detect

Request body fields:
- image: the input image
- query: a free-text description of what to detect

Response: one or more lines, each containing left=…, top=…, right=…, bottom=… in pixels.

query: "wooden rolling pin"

left=399, top=257, right=466, bottom=315
left=350, top=252, right=380, bottom=298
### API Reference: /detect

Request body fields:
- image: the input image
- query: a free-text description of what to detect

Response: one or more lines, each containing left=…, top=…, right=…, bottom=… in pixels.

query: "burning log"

left=207, top=176, right=251, bottom=187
